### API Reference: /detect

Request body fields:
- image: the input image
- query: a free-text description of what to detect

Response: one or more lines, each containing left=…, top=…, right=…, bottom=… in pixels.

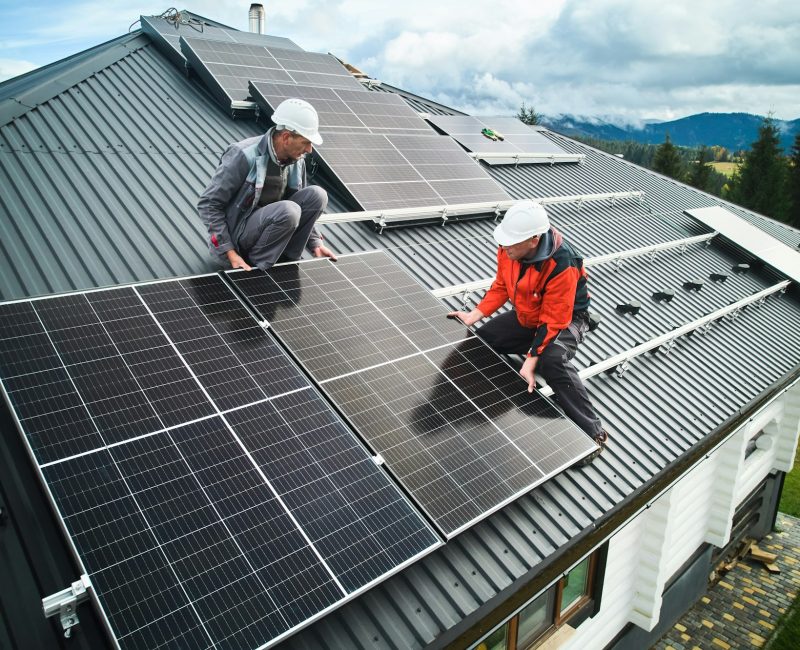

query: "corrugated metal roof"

left=0, top=33, right=259, bottom=300
left=1, top=26, right=799, bottom=650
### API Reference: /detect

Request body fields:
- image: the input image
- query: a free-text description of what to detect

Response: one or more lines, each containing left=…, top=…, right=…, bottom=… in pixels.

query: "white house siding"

left=562, top=380, right=800, bottom=649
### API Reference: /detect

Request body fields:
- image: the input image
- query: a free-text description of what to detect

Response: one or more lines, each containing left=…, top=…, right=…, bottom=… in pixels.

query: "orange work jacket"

left=476, top=228, right=590, bottom=355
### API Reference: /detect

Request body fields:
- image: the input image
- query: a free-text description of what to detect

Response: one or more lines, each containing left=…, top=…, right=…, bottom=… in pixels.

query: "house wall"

left=561, top=380, right=800, bottom=650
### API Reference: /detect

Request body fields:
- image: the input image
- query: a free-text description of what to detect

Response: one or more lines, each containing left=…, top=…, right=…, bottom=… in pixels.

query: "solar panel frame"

left=309, top=131, right=510, bottom=213
left=180, top=36, right=362, bottom=107
left=249, top=81, right=435, bottom=136
left=140, top=14, right=302, bottom=68
left=229, top=252, right=598, bottom=538
left=0, top=274, right=441, bottom=650
left=427, top=115, right=581, bottom=165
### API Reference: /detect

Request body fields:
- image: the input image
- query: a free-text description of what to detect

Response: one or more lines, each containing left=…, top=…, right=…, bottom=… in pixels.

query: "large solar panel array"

left=250, top=81, right=434, bottom=135
left=180, top=36, right=362, bottom=107
left=140, top=14, right=302, bottom=67
left=231, top=252, right=597, bottom=537
left=427, top=115, right=580, bottom=165
left=315, top=131, right=511, bottom=212
left=0, top=276, right=439, bottom=649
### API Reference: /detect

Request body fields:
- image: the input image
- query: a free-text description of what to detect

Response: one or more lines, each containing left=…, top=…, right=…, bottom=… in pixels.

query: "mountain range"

left=541, top=112, right=800, bottom=153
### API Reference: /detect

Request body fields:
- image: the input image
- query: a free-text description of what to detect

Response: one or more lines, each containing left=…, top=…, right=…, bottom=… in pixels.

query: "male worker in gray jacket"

left=198, top=98, right=336, bottom=270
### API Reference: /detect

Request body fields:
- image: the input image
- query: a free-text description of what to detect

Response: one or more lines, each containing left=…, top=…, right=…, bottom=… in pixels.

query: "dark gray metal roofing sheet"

left=1, top=28, right=799, bottom=650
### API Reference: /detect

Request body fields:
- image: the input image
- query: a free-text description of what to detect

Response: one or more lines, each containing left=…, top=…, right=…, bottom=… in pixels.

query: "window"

left=474, top=552, right=600, bottom=650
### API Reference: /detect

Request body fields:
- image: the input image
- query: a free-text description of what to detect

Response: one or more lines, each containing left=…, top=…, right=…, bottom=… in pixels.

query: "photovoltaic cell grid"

left=427, top=115, right=578, bottom=165
left=180, top=36, right=362, bottom=105
left=0, top=276, right=439, bottom=650
left=249, top=81, right=434, bottom=136
left=140, top=14, right=302, bottom=65
left=231, top=252, right=597, bottom=537
left=317, top=131, right=511, bottom=211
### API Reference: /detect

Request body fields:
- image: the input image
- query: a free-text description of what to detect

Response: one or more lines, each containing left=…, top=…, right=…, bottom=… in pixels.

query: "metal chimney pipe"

left=249, top=4, right=265, bottom=34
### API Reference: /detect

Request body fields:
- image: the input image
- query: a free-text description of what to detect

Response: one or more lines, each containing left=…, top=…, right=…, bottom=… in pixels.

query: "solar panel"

left=427, top=115, right=583, bottom=165
left=230, top=252, right=598, bottom=537
left=180, top=36, right=362, bottom=107
left=314, top=131, right=510, bottom=212
left=140, top=14, right=302, bottom=67
left=0, top=275, right=440, bottom=649
left=250, top=81, right=434, bottom=135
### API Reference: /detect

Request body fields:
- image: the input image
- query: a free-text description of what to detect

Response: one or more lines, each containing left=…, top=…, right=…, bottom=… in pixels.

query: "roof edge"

left=433, top=363, right=800, bottom=649
left=0, top=31, right=150, bottom=125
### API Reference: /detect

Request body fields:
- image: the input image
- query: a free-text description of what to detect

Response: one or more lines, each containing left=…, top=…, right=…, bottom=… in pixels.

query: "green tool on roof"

left=481, top=127, right=505, bottom=141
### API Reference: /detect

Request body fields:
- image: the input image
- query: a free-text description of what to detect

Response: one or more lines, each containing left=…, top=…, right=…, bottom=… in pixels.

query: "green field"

left=779, top=444, right=800, bottom=517
left=710, top=162, right=738, bottom=178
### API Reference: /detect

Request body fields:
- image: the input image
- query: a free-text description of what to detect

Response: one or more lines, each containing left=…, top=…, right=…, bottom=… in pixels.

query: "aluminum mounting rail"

left=317, top=190, right=645, bottom=226
left=538, top=280, right=791, bottom=396
left=431, top=232, right=718, bottom=299
left=468, top=152, right=586, bottom=164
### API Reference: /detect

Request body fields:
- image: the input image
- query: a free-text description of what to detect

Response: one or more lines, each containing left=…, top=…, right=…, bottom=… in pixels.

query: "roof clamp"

left=648, top=250, right=658, bottom=262
left=614, top=360, right=629, bottom=377
left=377, top=213, right=387, bottom=235
left=441, top=207, right=449, bottom=227
left=513, top=154, right=520, bottom=168
left=493, top=207, right=503, bottom=222
left=613, top=257, right=623, bottom=271
left=42, top=575, right=91, bottom=638
left=756, top=296, right=768, bottom=307
left=698, top=321, right=714, bottom=336
left=610, top=196, right=617, bottom=207
left=659, top=338, right=677, bottom=355
left=577, top=197, right=585, bottom=211
left=548, top=155, right=556, bottom=166
left=779, top=286, right=788, bottom=296
left=680, top=244, right=688, bottom=255
left=460, top=290, right=472, bottom=311
left=724, top=308, right=742, bottom=322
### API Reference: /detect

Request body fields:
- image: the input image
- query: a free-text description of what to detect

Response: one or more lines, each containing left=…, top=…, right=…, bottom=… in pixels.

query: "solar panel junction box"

left=42, top=574, right=91, bottom=638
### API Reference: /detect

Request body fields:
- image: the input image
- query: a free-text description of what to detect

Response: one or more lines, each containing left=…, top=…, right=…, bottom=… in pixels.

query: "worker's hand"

left=447, top=308, right=485, bottom=327
left=226, top=250, right=252, bottom=271
left=519, top=356, right=538, bottom=393
left=313, top=245, right=338, bottom=261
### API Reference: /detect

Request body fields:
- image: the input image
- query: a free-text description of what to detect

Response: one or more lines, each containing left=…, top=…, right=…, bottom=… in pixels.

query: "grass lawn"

left=710, top=162, right=738, bottom=177
left=767, top=590, right=800, bottom=649
left=778, top=444, right=800, bottom=517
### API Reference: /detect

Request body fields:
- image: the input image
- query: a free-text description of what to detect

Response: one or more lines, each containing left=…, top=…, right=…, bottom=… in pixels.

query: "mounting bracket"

left=42, top=575, right=91, bottom=638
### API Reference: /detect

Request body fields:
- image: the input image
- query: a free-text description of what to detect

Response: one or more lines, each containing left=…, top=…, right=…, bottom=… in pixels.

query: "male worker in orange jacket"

left=449, top=201, right=608, bottom=451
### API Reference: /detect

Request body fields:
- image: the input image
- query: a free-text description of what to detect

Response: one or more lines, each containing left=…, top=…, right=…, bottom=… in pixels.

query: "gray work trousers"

left=237, top=186, right=327, bottom=269
left=477, top=310, right=604, bottom=438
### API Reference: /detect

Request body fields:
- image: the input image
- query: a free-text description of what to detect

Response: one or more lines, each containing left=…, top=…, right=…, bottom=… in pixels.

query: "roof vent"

left=652, top=289, right=675, bottom=302
left=616, top=300, right=641, bottom=316
left=683, top=279, right=704, bottom=292
left=249, top=3, right=265, bottom=34
left=732, top=263, right=750, bottom=274
left=709, top=272, right=729, bottom=282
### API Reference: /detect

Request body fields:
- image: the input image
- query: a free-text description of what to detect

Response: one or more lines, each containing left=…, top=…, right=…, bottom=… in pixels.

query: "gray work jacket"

left=197, top=131, right=321, bottom=262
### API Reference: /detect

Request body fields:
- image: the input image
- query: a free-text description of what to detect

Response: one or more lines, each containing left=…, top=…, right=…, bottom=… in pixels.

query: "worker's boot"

left=577, top=430, right=609, bottom=466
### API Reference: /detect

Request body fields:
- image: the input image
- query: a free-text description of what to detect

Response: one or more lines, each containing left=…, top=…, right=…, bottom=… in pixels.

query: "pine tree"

left=517, top=102, right=540, bottom=126
left=652, top=134, right=685, bottom=181
left=788, top=133, right=800, bottom=228
left=727, top=116, right=790, bottom=222
left=688, top=145, right=712, bottom=192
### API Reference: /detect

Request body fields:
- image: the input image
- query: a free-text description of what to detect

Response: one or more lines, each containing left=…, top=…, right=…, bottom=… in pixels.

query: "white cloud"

left=1, top=0, right=798, bottom=121
left=0, top=58, right=37, bottom=81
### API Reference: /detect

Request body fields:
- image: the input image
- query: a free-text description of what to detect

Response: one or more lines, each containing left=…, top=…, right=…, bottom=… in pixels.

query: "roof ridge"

left=0, top=32, right=149, bottom=126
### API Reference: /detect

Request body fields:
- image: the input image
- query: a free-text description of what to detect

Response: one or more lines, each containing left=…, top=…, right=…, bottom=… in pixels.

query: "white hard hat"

left=493, top=201, right=550, bottom=246
left=271, top=98, right=323, bottom=145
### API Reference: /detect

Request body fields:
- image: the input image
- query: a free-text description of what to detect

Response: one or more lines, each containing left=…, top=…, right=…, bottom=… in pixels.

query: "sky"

left=1, top=0, right=798, bottom=126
